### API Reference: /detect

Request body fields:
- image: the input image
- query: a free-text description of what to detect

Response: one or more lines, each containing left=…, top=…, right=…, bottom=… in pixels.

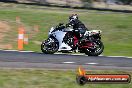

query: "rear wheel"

left=84, top=40, right=104, bottom=56
left=41, top=38, right=59, bottom=54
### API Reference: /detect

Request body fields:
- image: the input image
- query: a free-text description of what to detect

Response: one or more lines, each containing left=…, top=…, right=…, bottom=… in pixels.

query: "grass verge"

left=0, top=69, right=131, bottom=88
left=0, top=2, right=132, bottom=56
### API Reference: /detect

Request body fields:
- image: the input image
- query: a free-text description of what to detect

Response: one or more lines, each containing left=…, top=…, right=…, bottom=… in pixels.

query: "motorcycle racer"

left=67, top=14, right=89, bottom=42
left=41, top=22, right=104, bottom=56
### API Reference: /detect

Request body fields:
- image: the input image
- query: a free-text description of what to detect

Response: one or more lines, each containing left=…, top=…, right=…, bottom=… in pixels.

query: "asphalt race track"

left=0, top=50, right=132, bottom=70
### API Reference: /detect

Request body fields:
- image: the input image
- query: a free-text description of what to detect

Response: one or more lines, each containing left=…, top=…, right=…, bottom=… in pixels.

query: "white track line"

left=107, top=56, right=125, bottom=58
left=2, top=50, right=18, bottom=51
left=125, top=57, right=132, bottom=58
left=107, top=56, right=132, bottom=58
left=18, top=51, right=35, bottom=53
left=85, top=63, right=98, bottom=65
left=99, top=55, right=103, bottom=56
left=0, top=49, right=132, bottom=58
left=62, top=62, right=75, bottom=64
left=54, top=53, right=63, bottom=54
left=70, top=54, right=85, bottom=55
left=0, top=49, right=34, bottom=53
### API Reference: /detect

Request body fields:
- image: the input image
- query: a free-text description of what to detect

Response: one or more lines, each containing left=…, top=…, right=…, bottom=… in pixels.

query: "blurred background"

left=0, top=0, right=132, bottom=10
left=0, top=0, right=131, bottom=56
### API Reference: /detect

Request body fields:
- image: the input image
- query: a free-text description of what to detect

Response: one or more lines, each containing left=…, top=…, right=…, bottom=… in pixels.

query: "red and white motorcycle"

left=41, top=23, right=104, bottom=56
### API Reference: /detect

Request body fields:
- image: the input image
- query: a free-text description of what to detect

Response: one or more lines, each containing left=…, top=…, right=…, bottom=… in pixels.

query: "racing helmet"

left=69, top=14, right=78, bottom=22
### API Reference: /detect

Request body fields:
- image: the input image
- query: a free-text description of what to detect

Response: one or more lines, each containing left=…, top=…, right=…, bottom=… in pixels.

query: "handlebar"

left=55, top=23, right=66, bottom=31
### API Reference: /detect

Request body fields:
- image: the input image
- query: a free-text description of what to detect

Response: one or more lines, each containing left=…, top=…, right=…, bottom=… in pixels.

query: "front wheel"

left=41, top=38, right=59, bottom=54
left=84, top=40, right=104, bottom=56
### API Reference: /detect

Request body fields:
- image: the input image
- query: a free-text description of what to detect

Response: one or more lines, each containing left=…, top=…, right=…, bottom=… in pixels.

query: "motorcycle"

left=41, top=23, right=104, bottom=56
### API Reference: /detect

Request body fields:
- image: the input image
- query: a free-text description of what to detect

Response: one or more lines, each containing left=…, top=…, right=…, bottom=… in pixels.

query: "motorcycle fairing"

left=52, top=30, right=72, bottom=51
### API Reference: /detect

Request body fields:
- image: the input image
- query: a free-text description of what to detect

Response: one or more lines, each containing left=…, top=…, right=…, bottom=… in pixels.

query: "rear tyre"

left=41, top=38, right=59, bottom=54
left=84, top=40, right=104, bottom=56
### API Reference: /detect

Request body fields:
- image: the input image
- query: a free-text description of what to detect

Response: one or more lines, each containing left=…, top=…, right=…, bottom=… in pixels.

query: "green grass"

left=0, top=2, right=132, bottom=56
left=0, top=69, right=131, bottom=88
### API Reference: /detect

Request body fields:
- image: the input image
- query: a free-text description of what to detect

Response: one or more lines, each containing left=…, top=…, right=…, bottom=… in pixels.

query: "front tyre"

left=41, top=38, right=59, bottom=54
left=85, top=40, right=104, bottom=56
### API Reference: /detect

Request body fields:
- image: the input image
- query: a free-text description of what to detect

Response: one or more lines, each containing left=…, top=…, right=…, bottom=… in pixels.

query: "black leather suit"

left=67, top=19, right=88, bottom=39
